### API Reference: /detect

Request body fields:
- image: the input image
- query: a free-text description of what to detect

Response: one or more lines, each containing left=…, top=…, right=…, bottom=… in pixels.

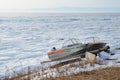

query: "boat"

left=48, top=38, right=110, bottom=61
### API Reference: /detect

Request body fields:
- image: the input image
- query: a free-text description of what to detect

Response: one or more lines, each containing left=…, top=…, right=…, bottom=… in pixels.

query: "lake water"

left=0, top=13, right=120, bottom=77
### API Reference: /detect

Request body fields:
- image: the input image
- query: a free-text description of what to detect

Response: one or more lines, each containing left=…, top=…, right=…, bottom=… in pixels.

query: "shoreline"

left=47, top=67, right=120, bottom=80
left=4, top=61, right=120, bottom=80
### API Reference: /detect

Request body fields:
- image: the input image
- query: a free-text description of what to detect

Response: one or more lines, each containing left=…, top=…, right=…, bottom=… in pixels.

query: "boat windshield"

left=62, top=39, right=82, bottom=47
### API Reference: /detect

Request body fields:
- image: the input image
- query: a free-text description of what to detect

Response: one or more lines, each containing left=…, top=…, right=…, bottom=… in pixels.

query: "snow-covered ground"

left=0, top=13, right=120, bottom=78
left=32, top=51, right=120, bottom=80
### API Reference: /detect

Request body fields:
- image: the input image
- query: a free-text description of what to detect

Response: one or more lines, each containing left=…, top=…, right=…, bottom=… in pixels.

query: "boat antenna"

left=93, top=37, right=95, bottom=43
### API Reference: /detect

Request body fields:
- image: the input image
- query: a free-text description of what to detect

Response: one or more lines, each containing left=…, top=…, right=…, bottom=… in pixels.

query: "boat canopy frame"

left=84, top=37, right=101, bottom=43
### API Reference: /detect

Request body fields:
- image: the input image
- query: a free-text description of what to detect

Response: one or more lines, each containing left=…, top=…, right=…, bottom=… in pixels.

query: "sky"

left=0, top=0, right=120, bottom=12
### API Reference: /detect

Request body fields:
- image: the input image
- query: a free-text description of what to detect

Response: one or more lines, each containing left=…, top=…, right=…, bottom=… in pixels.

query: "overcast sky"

left=0, top=0, right=120, bottom=12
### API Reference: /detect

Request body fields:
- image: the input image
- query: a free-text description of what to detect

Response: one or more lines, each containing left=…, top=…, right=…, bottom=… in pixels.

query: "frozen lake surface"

left=0, top=13, right=120, bottom=77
